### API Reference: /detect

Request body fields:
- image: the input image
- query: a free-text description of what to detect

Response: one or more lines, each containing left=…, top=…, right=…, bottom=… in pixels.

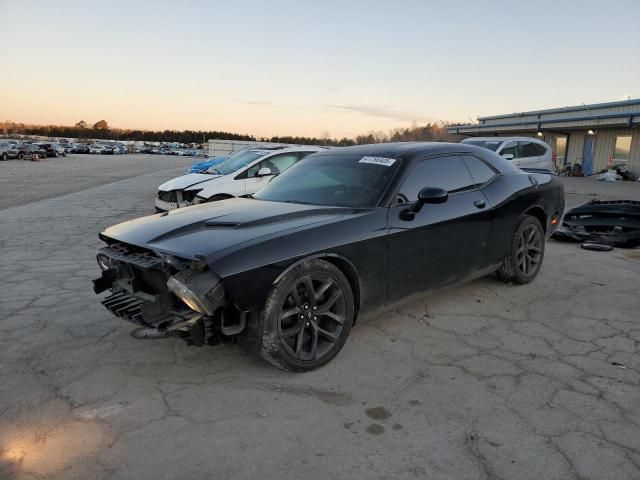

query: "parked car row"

left=136, top=145, right=205, bottom=156
left=0, top=139, right=65, bottom=160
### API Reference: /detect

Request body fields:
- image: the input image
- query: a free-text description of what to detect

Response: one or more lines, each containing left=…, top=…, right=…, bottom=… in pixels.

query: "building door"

left=582, top=136, right=594, bottom=175
left=554, top=136, right=568, bottom=168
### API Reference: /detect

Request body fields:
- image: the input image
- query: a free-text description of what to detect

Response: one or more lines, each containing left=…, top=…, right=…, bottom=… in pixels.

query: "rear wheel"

left=256, top=259, right=354, bottom=371
left=497, top=216, right=545, bottom=284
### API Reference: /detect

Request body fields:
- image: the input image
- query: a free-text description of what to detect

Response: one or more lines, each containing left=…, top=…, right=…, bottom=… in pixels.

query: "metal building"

left=448, top=98, right=640, bottom=175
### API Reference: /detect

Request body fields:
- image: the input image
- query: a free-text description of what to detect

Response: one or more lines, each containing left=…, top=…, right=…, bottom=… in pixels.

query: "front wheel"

left=1, top=153, right=7, bottom=161
left=496, top=216, right=545, bottom=284
left=256, top=259, right=354, bottom=371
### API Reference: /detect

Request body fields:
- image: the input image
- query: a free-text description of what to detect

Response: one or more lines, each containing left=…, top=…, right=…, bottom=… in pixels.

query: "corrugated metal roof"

left=448, top=98, right=640, bottom=134
left=478, top=98, right=640, bottom=121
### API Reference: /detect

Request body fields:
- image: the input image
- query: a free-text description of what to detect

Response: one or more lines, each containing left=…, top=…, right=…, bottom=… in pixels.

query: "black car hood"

left=101, top=198, right=362, bottom=259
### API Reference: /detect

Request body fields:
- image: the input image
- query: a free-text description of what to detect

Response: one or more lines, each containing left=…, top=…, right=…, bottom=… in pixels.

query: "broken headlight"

left=97, top=253, right=112, bottom=270
left=167, top=269, right=224, bottom=315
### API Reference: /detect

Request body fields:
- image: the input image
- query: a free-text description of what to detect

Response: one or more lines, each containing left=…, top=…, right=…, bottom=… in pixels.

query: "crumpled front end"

left=92, top=241, right=245, bottom=346
left=155, top=188, right=203, bottom=212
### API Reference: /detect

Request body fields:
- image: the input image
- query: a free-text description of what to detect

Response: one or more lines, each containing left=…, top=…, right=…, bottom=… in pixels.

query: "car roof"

left=307, top=141, right=524, bottom=175
left=311, top=142, right=482, bottom=159
left=462, top=136, right=547, bottom=143
left=247, top=145, right=327, bottom=153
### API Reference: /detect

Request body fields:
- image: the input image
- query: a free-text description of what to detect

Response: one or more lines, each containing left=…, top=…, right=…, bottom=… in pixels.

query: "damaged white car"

left=155, top=145, right=326, bottom=212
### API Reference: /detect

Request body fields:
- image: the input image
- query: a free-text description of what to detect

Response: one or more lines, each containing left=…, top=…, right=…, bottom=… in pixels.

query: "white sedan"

left=155, top=145, right=326, bottom=212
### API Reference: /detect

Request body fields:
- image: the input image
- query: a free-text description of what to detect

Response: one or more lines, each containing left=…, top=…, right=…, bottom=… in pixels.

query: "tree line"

left=0, top=120, right=461, bottom=146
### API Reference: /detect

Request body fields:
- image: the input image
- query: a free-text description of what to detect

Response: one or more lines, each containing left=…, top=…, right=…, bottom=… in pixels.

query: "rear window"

left=463, top=156, right=498, bottom=185
left=520, top=141, right=548, bottom=157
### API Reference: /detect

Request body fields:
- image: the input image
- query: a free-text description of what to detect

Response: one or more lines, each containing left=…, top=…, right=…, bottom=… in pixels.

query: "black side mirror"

left=400, top=187, right=448, bottom=221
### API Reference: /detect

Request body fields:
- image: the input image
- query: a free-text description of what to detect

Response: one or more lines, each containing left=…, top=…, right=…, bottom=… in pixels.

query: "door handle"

left=474, top=200, right=486, bottom=209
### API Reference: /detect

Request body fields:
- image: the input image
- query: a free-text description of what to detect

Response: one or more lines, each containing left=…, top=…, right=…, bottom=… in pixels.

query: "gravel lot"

left=1, top=155, right=639, bottom=480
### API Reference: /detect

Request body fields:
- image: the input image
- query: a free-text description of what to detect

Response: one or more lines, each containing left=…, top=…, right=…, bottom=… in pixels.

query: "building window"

left=613, top=136, right=632, bottom=162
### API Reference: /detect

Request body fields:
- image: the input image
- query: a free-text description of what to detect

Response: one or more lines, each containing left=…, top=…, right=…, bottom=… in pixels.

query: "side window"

left=246, top=162, right=261, bottom=178
left=463, top=156, right=498, bottom=185
left=519, top=141, right=547, bottom=157
left=261, top=153, right=299, bottom=175
left=398, top=156, right=475, bottom=201
left=246, top=153, right=299, bottom=177
left=500, top=142, right=519, bottom=158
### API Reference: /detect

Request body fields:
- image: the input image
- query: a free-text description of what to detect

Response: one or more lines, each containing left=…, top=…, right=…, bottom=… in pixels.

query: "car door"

left=497, top=141, right=521, bottom=167
left=386, top=155, right=492, bottom=302
left=243, top=152, right=302, bottom=195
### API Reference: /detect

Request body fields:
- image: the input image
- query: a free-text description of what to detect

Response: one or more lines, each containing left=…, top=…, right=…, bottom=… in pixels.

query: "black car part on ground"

left=552, top=199, right=640, bottom=248
left=581, top=242, right=614, bottom=252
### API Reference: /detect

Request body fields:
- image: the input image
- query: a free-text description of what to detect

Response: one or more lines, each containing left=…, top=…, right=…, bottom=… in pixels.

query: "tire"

left=54, top=152, right=58, bottom=158
left=252, top=259, right=355, bottom=371
left=496, top=215, right=545, bottom=285
left=18, top=152, right=24, bottom=160
left=62, top=152, right=67, bottom=157
left=1, top=153, right=7, bottom=161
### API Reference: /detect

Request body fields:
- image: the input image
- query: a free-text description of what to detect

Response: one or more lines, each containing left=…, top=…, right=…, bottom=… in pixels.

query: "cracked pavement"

left=0, top=156, right=639, bottom=479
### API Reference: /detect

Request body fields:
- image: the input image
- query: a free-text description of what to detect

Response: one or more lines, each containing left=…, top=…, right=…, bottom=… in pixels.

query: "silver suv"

left=0, top=141, right=22, bottom=161
left=462, top=137, right=555, bottom=173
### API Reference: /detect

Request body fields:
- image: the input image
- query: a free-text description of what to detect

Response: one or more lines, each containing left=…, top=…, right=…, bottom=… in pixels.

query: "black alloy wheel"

left=278, top=272, right=347, bottom=362
left=516, top=224, right=543, bottom=276
left=257, top=259, right=354, bottom=371
left=497, top=215, right=545, bottom=284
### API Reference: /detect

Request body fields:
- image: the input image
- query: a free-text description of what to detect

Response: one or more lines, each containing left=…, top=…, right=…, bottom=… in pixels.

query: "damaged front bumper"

left=155, top=189, right=204, bottom=212
left=92, top=242, right=245, bottom=346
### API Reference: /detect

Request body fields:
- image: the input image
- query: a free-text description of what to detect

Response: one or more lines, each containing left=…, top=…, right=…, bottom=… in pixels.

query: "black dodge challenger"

left=93, top=142, right=564, bottom=371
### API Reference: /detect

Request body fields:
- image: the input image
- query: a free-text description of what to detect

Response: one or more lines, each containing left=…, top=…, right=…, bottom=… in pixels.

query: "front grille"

left=158, top=190, right=177, bottom=202
left=100, top=243, right=161, bottom=270
left=102, top=290, right=146, bottom=326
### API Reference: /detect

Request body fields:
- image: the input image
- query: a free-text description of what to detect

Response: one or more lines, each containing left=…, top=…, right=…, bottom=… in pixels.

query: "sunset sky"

left=1, top=0, right=639, bottom=138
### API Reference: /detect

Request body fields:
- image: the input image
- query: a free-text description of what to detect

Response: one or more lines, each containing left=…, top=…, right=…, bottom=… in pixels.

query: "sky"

left=1, top=0, right=639, bottom=138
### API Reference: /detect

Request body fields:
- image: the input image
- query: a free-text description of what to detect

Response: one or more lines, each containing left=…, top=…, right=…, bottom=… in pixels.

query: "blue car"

left=186, top=155, right=227, bottom=174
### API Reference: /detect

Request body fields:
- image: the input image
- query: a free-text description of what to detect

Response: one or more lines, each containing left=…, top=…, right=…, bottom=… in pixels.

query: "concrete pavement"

left=1, top=156, right=639, bottom=479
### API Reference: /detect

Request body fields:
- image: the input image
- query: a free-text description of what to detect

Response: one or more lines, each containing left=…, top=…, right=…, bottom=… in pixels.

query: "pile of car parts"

left=552, top=199, right=640, bottom=248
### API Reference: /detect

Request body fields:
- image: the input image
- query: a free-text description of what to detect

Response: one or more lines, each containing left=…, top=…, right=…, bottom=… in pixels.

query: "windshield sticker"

left=359, top=156, right=396, bottom=167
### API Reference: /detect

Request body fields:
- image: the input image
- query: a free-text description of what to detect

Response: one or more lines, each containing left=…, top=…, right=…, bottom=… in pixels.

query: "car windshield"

left=463, top=140, right=503, bottom=151
left=205, top=149, right=270, bottom=175
left=254, top=153, right=401, bottom=208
